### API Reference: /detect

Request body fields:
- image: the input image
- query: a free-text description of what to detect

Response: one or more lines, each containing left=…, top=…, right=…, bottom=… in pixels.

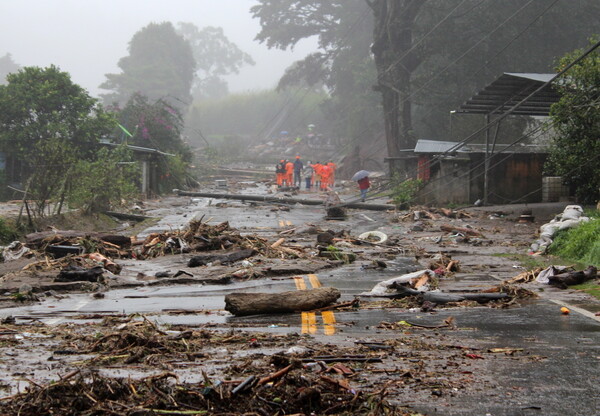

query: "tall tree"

left=251, top=0, right=382, bottom=146
left=367, top=0, right=424, bottom=158
left=177, top=23, right=255, bottom=100
left=0, top=53, right=21, bottom=85
left=545, top=39, right=600, bottom=204
left=367, top=0, right=600, bottom=163
left=100, top=22, right=196, bottom=110
left=0, top=66, right=115, bottom=215
left=253, top=0, right=600, bottom=168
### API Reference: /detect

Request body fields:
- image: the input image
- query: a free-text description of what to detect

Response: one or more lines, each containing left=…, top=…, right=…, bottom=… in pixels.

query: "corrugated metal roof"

left=100, top=141, right=175, bottom=157
left=414, top=139, right=472, bottom=153
left=504, top=73, right=555, bottom=83
left=414, top=139, right=548, bottom=154
left=457, top=72, right=560, bottom=116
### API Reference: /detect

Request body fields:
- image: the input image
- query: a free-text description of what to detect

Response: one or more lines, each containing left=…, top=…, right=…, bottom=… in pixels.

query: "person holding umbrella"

left=352, top=170, right=370, bottom=202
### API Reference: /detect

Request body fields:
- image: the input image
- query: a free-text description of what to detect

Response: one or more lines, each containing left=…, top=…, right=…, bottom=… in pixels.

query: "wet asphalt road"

left=2, top=185, right=599, bottom=415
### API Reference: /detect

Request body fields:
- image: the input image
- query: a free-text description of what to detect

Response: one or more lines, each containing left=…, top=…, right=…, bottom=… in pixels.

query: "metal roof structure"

left=100, top=141, right=175, bottom=157
left=457, top=73, right=560, bottom=116
left=414, top=139, right=548, bottom=154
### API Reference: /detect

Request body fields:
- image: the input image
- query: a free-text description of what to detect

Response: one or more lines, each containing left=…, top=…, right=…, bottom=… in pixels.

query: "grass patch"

left=492, top=253, right=555, bottom=270
left=548, top=217, right=600, bottom=266
left=570, top=280, right=600, bottom=300
left=0, top=217, right=20, bottom=244
left=491, top=252, right=585, bottom=270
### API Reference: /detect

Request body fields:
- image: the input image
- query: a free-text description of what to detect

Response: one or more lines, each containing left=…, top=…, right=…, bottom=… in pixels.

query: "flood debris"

left=427, top=252, right=460, bottom=274
left=362, top=269, right=438, bottom=297
left=544, top=265, right=597, bottom=288
left=0, top=366, right=412, bottom=416
left=358, top=230, right=388, bottom=244
left=505, top=265, right=598, bottom=289
left=187, top=248, right=257, bottom=267
left=225, top=287, right=341, bottom=316
left=439, top=224, right=484, bottom=238
left=1, top=241, right=32, bottom=261
left=55, top=265, right=105, bottom=283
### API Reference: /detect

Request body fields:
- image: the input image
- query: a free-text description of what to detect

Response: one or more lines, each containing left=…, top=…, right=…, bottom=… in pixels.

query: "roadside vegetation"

left=549, top=214, right=600, bottom=267
left=0, top=217, right=18, bottom=244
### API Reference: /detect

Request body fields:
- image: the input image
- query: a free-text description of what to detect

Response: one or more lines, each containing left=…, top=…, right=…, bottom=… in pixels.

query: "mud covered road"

left=0, top=180, right=598, bottom=415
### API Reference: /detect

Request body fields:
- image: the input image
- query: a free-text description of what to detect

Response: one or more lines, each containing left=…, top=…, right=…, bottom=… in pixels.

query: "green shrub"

left=68, top=146, right=139, bottom=213
left=0, top=217, right=19, bottom=244
left=391, top=176, right=423, bottom=208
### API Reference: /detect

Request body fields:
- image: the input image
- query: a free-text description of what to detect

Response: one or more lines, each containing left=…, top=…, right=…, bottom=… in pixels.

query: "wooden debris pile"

left=0, top=367, right=413, bottom=416
left=21, top=219, right=309, bottom=267
left=139, top=219, right=308, bottom=260
left=427, top=252, right=460, bottom=275
left=398, top=206, right=473, bottom=221
left=25, top=230, right=132, bottom=259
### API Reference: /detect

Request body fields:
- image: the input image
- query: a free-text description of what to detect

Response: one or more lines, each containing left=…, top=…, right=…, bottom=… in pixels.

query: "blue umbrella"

left=352, top=170, right=370, bottom=181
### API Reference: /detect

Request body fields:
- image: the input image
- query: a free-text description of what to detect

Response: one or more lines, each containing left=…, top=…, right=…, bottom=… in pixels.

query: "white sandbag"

left=560, top=205, right=583, bottom=221
left=530, top=205, right=590, bottom=253
left=558, top=218, right=589, bottom=231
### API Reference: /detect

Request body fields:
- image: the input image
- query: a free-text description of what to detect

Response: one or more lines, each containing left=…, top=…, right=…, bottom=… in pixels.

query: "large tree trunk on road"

left=225, top=287, right=341, bottom=316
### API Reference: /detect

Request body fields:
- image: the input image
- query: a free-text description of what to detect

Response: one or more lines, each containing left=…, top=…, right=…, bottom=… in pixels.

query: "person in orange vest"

left=326, top=160, right=336, bottom=188
left=311, top=161, right=322, bottom=189
left=275, top=159, right=286, bottom=187
left=319, top=163, right=331, bottom=191
left=285, top=159, right=294, bottom=187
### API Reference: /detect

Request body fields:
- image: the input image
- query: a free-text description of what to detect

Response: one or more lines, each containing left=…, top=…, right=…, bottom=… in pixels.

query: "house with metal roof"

left=412, top=73, right=566, bottom=205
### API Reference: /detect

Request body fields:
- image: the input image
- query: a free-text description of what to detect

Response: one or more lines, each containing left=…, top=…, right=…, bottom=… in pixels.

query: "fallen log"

left=440, top=224, right=483, bottom=237
left=423, top=292, right=508, bottom=304
left=361, top=286, right=509, bottom=303
left=104, top=211, right=154, bottom=222
left=548, top=265, right=597, bottom=288
left=55, top=266, right=104, bottom=283
left=174, top=190, right=396, bottom=211
left=187, top=249, right=256, bottom=267
left=225, top=287, right=341, bottom=316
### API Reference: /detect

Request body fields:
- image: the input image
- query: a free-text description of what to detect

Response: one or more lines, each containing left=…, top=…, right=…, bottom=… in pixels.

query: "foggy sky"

left=0, top=0, right=317, bottom=98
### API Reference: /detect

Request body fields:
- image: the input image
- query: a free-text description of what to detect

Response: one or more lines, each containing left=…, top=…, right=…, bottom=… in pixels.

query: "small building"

left=101, top=142, right=174, bottom=197
left=413, top=72, right=566, bottom=205
left=413, top=139, right=548, bottom=205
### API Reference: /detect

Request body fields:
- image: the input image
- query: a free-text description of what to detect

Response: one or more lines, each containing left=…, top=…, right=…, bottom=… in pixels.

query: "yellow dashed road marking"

left=308, top=274, right=321, bottom=288
left=296, top=274, right=336, bottom=335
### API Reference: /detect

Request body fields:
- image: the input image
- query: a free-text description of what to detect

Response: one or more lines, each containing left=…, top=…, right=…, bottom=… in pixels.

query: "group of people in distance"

left=275, top=156, right=336, bottom=191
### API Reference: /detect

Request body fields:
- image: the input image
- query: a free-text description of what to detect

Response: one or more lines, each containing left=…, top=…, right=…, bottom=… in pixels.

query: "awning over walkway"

left=457, top=73, right=560, bottom=116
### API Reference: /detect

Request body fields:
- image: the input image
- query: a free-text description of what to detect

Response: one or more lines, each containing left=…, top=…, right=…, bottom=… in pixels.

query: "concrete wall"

left=415, top=157, right=471, bottom=205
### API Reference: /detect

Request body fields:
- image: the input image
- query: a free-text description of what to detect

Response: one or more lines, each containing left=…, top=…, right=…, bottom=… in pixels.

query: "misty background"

left=0, top=0, right=316, bottom=96
left=0, top=0, right=598, bottom=175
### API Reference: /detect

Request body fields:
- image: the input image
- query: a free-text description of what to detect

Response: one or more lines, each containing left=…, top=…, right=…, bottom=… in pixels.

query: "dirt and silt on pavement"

left=0, top=178, right=599, bottom=415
